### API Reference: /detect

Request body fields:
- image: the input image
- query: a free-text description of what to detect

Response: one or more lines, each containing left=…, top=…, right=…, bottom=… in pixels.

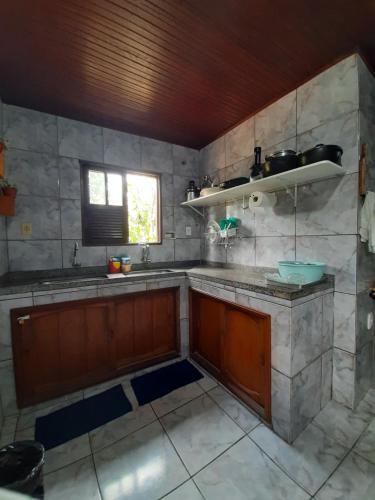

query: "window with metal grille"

left=80, top=162, right=161, bottom=246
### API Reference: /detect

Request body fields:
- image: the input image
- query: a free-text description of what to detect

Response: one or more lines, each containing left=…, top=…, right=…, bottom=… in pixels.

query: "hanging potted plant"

left=0, top=179, right=17, bottom=197
left=0, top=178, right=17, bottom=216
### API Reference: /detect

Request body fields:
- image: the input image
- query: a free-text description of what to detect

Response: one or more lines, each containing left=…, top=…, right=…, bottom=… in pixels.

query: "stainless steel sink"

left=121, top=269, right=174, bottom=277
left=38, top=269, right=174, bottom=285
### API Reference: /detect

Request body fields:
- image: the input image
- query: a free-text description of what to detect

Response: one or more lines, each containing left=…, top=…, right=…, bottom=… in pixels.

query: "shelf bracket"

left=186, top=205, right=204, bottom=218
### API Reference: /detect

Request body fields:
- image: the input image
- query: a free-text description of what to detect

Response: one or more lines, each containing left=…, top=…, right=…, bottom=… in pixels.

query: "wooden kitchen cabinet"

left=12, top=288, right=179, bottom=408
left=190, top=289, right=271, bottom=421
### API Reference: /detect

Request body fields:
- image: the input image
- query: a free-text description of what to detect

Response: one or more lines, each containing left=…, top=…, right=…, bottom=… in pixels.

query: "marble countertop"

left=0, top=264, right=334, bottom=301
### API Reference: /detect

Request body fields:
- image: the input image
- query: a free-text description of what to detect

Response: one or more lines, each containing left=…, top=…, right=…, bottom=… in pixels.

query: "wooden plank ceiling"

left=0, top=0, right=374, bottom=149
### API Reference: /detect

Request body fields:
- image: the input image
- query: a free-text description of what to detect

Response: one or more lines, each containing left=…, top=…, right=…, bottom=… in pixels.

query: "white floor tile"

left=194, top=436, right=310, bottom=500
left=250, top=423, right=348, bottom=495
left=160, top=394, right=244, bottom=474
left=353, top=418, right=375, bottom=465
left=315, top=451, right=375, bottom=500
left=208, top=386, right=260, bottom=433
left=94, top=420, right=189, bottom=500
left=163, top=480, right=204, bottom=499
left=44, top=456, right=101, bottom=500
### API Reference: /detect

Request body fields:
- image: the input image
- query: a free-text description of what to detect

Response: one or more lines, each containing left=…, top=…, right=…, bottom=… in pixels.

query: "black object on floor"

left=35, top=385, right=132, bottom=450
left=131, top=360, right=204, bottom=405
left=0, top=440, right=45, bottom=497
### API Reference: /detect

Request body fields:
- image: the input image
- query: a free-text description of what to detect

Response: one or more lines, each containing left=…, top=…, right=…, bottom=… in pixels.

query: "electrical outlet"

left=185, top=226, right=192, bottom=236
left=21, top=223, right=32, bottom=235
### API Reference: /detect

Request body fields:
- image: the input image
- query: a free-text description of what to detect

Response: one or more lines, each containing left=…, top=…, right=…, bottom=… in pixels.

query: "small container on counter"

left=121, top=256, right=132, bottom=273
left=108, top=257, right=121, bottom=274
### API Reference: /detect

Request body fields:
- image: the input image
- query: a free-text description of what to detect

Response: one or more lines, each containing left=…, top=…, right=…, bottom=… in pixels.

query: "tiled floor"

left=0, top=360, right=375, bottom=500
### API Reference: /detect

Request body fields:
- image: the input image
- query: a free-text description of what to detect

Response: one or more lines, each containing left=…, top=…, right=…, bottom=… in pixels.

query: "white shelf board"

left=181, top=161, right=346, bottom=208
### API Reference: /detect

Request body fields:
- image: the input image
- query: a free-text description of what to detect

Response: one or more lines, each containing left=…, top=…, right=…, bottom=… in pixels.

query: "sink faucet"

left=140, top=243, right=151, bottom=263
left=72, top=241, right=81, bottom=267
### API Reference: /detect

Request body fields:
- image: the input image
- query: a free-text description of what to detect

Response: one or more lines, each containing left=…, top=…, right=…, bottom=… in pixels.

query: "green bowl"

left=278, top=261, right=326, bottom=283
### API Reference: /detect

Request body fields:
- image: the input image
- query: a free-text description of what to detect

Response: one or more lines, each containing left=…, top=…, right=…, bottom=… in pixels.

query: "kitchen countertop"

left=0, top=264, right=334, bottom=301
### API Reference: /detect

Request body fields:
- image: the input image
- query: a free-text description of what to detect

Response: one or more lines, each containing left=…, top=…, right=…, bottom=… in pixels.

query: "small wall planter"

left=0, top=195, right=16, bottom=216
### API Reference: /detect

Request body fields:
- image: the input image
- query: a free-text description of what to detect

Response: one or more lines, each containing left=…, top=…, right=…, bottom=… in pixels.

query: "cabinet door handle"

left=17, top=315, right=30, bottom=324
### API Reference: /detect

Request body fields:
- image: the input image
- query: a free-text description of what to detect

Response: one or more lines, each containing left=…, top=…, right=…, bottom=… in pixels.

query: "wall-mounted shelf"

left=181, top=161, right=346, bottom=209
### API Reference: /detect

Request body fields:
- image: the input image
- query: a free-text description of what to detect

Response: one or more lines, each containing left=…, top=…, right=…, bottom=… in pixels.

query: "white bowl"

left=200, top=187, right=222, bottom=197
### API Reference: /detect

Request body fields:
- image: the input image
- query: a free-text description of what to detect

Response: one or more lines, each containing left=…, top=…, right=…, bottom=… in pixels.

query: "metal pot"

left=263, top=150, right=298, bottom=177
left=298, top=144, right=343, bottom=166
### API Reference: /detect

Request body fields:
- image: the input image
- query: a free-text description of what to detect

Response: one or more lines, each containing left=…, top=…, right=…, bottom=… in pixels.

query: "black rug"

left=35, top=385, right=132, bottom=450
left=131, top=360, right=204, bottom=405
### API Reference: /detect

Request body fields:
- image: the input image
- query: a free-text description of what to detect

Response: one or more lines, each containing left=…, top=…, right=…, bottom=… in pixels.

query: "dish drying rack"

left=205, top=223, right=243, bottom=249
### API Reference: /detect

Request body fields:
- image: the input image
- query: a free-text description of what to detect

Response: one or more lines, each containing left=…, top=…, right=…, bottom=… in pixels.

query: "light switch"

left=185, top=226, right=192, bottom=236
left=21, top=223, right=32, bottom=235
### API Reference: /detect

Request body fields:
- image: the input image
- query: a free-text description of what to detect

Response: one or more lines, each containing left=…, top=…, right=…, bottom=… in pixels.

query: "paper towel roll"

left=249, top=191, right=277, bottom=208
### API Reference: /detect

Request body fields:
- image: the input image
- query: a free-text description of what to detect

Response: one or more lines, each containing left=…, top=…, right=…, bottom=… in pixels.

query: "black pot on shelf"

left=263, top=149, right=298, bottom=177
left=298, top=144, right=343, bottom=167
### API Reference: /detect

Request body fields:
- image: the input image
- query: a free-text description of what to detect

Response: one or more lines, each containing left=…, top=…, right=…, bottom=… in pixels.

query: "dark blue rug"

left=35, top=385, right=132, bottom=450
left=131, top=360, right=204, bottom=405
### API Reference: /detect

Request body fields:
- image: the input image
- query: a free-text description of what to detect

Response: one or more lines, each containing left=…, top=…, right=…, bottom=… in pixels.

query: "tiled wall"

left=200, top=54, right=375, bottom=409
left=0, top=104, right=202, bottom=274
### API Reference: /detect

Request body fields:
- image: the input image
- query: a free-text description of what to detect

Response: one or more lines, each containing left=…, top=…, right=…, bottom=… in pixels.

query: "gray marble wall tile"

left=297, top=111, right=359, bottom=173
left=297, top=55, right=359, bottom=134
left=175, top=238, right=200, bottom=261
left=332, top=347, right=355, bottom=409
left=334, top=292, right=356, bottom=353
left=359, top=112, right=375, bottom=192
left=321, top=349, right=333, bottom=408
left=291, top=297, right=323, bottom=375
left=199, top=281, right=235, bottom=303
left=0, top=241, right=8, bottom=277
left=0, top=297, right=33, bottom=361
left=98, top=282, right=146, bottom=298
left=5, top=149, right=59, bottom=197
left=256, top=236, right=295, bottom=268
left=8, top=240, right=62, bottom=271
left=172, top=145, right=199, bottom=178
left=161, top=173, right=174, bottom=206
left=148, top=239, right=175, bottom=263
left=0, top=360, right=17, bottom=416
left=200, top=137, right=225, bottom=174
left=103, top=128, right=141, bottom=169
left=58, top=117, right=103, bottom=162
left=296, top=235, right=357, bottom=294
left=174, top=206, right=201, bottom=239
left=226, top=200, right=255, bottom=236
left=62, top=240, right=106, bottom=268
left=202, top=240, right=227, bottom=264
left=180, top=318, right=189, bottom=357
left=162, top=206, right=174, bottom=236
left=255, top=191, right=295, bottom=236
left=225, top=117, right=254, bottom=166
left=271, top=368, right=292, bottom=442
left=322, top=293, right=334, bottom=352
left=291, top=357, right=322, bottom=440
left=249, top=297, right=291, bottom=376
left=358, top=55, right=375, bottom=125
left=58, top=157, right=81, bottom=200
left=356, top=290, right=375, bottom=351
left=354, top=341, right=373, bottom=406
left=0, top=218, right=6, bottom=241
left=4, top=105, right=57, bottom=153
left=255, top=90, right=296, bottom=149
left=222, top=157, right=251, bottom=181
left=226, top=237, right=256, bottom=267
left=141, top=137, right=173, bottom=173
left=7, top=195, right=60, bottom=240
left=296, top=174, right=358, bottom=236
left=61, top=199, right=82, bottom=239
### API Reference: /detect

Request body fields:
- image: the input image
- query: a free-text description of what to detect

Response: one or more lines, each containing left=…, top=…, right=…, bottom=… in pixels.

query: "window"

left=81, top=163, right=161, bottom=246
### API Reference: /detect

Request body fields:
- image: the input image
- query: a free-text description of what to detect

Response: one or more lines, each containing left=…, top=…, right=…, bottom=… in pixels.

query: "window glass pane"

left=88, top=170, right=106, bottom=205
left=107, top=173, right=123, bottom=206
left=127, top=173, right=159, bottom=243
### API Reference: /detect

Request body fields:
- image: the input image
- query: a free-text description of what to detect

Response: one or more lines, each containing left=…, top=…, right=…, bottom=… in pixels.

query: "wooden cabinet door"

left=190, top=291, right=224, bottom=374
left=222, top=305, right=270, bottom=417
left=13, top=309, right=62, bottom=406
left=113, top=288, right=178, bottom=371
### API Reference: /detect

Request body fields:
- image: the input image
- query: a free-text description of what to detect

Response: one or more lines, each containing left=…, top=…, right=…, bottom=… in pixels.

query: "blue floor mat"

left=35, top=385, right=132, bottom=450
left=131, top=360, right=204, bottom=405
